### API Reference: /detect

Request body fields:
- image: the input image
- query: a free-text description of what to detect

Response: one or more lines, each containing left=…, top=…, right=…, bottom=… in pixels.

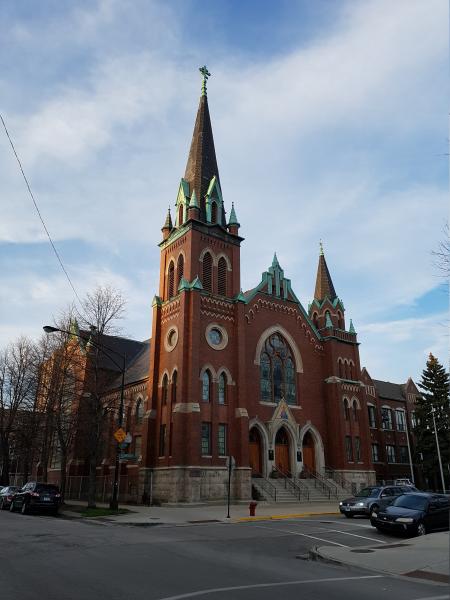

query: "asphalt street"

left=0, top=510, right=447, bottom=600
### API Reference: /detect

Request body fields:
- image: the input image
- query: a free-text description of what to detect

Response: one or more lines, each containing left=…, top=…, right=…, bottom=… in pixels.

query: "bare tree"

left=75, top=285, right=126, bottom=508
left=433, top=222, right=449, bottom=277
left=0, top=337, right=39, bottom=486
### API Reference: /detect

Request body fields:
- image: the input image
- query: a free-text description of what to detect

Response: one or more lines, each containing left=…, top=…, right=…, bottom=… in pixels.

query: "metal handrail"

left=253, top=477, right=277, bottom=502
left=301, top=465, right=338, bottom=499
left=324, top=466, right=353, bottom=493
left=273, top=467, right=310, bottom=502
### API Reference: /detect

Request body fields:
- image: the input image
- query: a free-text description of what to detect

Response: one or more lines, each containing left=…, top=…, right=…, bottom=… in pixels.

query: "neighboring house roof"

left=105, top=339, right=151, bottom=391
left=373, top=379, right=406, bottom=402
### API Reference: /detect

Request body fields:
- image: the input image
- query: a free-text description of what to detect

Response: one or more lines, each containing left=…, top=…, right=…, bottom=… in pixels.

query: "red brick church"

left=46, top=70, right=421, bottom=503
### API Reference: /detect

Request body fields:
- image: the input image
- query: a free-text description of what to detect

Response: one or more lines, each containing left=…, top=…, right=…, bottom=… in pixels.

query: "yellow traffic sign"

left=114, top=428, right=126, bottom=443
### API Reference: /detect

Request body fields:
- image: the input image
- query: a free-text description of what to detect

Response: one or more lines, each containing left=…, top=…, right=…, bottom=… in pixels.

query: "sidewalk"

left=61, top=500, right=339, bottom=525
left=312, top=531, right=449, bottom=586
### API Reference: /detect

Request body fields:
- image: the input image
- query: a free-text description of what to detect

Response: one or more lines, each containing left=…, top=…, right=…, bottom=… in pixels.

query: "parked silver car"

left=339, top=485, right=418, bottom=517
left=0, top=486, right=20, bottom=510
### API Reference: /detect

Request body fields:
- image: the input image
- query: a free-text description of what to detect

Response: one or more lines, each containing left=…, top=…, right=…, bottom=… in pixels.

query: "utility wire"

left=1, top=113, right=83, bottom=306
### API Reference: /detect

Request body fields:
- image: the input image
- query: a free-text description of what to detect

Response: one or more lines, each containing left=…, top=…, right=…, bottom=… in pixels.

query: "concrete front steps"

left=252, top=476, right=349, bottom=503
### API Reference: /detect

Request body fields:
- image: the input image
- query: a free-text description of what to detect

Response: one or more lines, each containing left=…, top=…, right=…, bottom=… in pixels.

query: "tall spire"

left=184, top=66, right=220, bottom=218
left=314, top=242, right=337, bottom=302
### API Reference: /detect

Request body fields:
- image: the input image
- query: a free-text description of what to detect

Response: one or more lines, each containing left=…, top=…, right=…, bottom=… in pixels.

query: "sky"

left=0, top=0, right=448, bottom=383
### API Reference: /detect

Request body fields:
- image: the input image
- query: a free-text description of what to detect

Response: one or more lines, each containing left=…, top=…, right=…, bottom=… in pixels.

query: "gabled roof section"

left=314, top=246, right=337, bottom=302
left=108, top=339, right=151, bottom=390
left=373, top=379, right=406, bottom=402
left=184, top=93, right=220, bottom=220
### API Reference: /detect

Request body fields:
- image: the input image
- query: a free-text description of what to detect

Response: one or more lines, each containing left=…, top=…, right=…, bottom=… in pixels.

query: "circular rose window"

left=205, top=323, right=228, bottom=350
left=164, top=326, right=178, bottom=352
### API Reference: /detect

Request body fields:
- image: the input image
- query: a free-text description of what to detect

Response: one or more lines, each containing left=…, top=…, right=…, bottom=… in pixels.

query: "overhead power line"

left=1, top=113, right=82, bottom=306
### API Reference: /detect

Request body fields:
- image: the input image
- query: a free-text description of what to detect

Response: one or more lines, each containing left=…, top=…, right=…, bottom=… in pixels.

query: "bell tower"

left=141, top=67, right=251, bottom=503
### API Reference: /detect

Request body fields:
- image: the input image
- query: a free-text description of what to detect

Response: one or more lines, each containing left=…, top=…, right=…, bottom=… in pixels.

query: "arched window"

left=259, top=333, right=297, bottom=405
left=312, top=312, right=318, bottom=329
left=167, top=261, right=175, bottom=299
left=343, top=398, right=350, bottom=420
left=218, top=257, right=227, bottom=296
left=135, top=398, right=144, bottom=424
left=172, top=370, right=177, bottom=404
left=202, top=370, right=211, bottom=402
left=218, top=372, right=226, bottom=404
left=178, top=204, right=183, bottom=226
left=211, top=202, right=217, bottom=224
left=352, top=400, right=358, bottom=421
left=177, top=254, right=184, bottom=290
left=338, top=359, right=343, bottom=378
left=337, top=311, right=344, bottom=329
left=202, top=252, right=213, bottom=293
left=162, top=374, right=169, bottom=406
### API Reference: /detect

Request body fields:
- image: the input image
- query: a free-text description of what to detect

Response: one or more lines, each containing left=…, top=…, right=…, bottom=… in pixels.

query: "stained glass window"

left=259, top=333, right=297, bottom=405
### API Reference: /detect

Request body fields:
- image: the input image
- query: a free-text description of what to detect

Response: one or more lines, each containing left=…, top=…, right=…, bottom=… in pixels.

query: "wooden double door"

left=275, top=427, right=290, bottom=475
left=249, top=428, right=262, bottom=476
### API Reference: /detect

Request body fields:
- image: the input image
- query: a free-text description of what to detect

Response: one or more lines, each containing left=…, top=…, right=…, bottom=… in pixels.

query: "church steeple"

left=314, top=242, right=337, bottom=302
left=184, top=66, right=222, bottom=222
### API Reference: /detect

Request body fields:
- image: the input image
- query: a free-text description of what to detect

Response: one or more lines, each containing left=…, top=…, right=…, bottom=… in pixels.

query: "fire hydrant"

left=249, top=501, right=257, bottom=516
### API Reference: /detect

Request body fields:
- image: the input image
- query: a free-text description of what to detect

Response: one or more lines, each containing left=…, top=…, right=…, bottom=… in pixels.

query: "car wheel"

left=370, top=504, right=379, bottom=517
left=416, top=522, right=426, bottom=536
left=344, top=513, right=354, bottom=518
left=21, top=501, right=28, bottom=515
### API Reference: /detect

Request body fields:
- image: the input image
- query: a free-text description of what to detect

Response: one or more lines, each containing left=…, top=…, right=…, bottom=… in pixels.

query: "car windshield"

left=393, top=495, right=428, bottom=511
left=36, top=484, right=59, bottom=493
left=356, top=487, right=380, bottom=498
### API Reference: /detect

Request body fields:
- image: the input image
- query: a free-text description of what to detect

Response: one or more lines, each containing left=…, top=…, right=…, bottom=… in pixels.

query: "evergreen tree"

left=414, top=353, right=449, bottom=491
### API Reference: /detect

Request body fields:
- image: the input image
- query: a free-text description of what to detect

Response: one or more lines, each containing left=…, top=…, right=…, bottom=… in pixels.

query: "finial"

left=199, top=65, right=211, bottom=97
left=228, top=202, right=239, bottom=226
left=272, top=252, right=280, bottom=268
left=319, top=240, right=324, bottom=256
left=349, top=319, right=356, bottom=334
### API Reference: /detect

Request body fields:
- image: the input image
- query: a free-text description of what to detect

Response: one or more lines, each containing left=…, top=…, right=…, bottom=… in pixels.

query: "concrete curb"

left=310, top=544, right=449, bottom=587
left=235, top=511, right=340, bottom=523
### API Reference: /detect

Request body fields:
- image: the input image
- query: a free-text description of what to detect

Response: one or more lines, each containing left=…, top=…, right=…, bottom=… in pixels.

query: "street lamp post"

left=43, top=325, right=126, bottom=511
left=430, top=408, right=446, bottom=493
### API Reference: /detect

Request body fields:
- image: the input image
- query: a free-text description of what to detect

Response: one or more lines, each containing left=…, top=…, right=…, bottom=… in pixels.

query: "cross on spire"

left=199, top=65, right=211, bottom=96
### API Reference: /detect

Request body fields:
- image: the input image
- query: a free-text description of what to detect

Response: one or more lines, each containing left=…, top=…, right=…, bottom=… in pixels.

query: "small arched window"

left=218, top=372, right=226, bottom=404
left=202, top=370, right=211, bottom=402
left=202, top=252, right=213, bottom=293
left=172, top=370, right=177, bottom=404
left=167, top=262, right=175, bottom=299
left=352, top=400, right=358, bottom=421
left=338, top=359, right=343, bottom=378
left=218, top=257, right=227, bottom=296
left=136, top=399, right=144, bottom=424
left=178, top=204, right=183, bottom=226
left=344, top=398, right=350, bottom=420
left=162, top=374, right=169, bottom=406
left=312, top=312, right=318, bottom=329
left=337, top=311, right=344, bottom=329
left=177, top=254, right=184, bottom=290
left=211, top=202, right=217, bottom=224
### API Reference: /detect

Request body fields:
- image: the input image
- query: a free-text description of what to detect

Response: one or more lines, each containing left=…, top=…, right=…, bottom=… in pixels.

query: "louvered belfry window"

left=211, top=202, right=217, bottom=224
left=177, top=254, right=184, bottom=290
left=218, top=257, right=227, bottom=296
left=168, top=262, right=175, bottom=299
left=203, top=252, right=213, bottom=293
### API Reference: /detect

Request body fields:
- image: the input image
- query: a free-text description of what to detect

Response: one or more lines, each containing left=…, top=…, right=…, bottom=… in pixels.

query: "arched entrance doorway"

left=302, top=430, right=316, bottom=472
left=275, top=427, right=291, bottom=475
left=249, top=428, right=262, bottom=476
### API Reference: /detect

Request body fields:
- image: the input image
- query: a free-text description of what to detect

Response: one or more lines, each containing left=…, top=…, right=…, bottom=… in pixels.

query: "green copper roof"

left=228, top=202, right=239, bottom=226
left=272, top=252, right=280, bottom=268
left=349, top=319, right=356, bottom=334
left=235, top=289, right=246, bottom=302
left=189, top=188, right=199, bottom=209
left=152, top=295, right=162, bottom=307
left=178, top=277, right=190, bottom=292
left=325, top=312, right=333, bottom=328
left=162, top=207, right=173, bottom=230
left=190, top=276, right=203, bottom=290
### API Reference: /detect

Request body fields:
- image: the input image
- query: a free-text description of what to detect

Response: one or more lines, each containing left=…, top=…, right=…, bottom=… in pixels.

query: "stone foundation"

left=336, top=469, right=376, bottom=492
left=139, top=466, right=251, bottom=504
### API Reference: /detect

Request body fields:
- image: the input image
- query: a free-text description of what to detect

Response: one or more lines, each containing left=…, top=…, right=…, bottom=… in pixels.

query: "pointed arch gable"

left=199, top=247, right=215, bottom=263
left=159, top=369, right=170, bottom=387
left=215, top=253, right=232, bottom=271
left=254, top=325, right=303, bottom=373
left=216, top=366, right=235, bottom=385
left=199, top=363, right=217, bottom=382
left=299, top=422, right=325, bottom=474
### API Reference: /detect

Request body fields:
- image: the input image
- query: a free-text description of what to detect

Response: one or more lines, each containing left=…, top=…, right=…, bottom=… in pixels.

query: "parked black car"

left=372, top=492, right=449, bottom=536
left=0, top=486, right=20, bottom=510
left=10, top=482, right=61, bottom=516
left=339, top=485, right=418, bottom=517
